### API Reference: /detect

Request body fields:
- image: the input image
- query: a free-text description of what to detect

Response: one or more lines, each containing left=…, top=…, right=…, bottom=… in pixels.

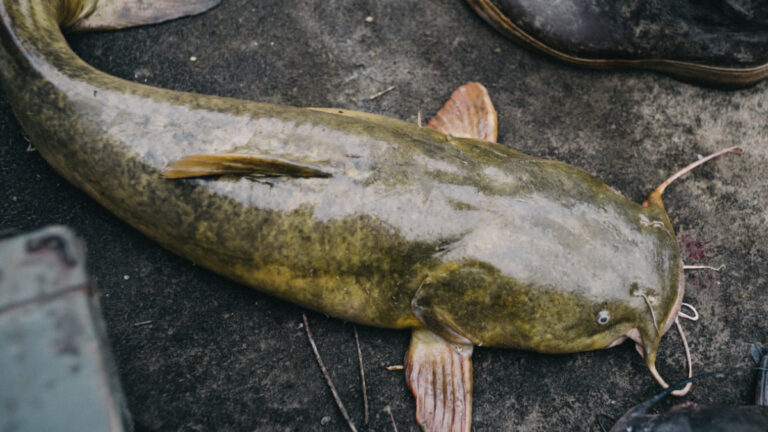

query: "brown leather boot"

left=466, top=0, right=768, bottom=87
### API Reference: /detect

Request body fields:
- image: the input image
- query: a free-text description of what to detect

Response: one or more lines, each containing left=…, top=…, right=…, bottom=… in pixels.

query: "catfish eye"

left=596, top=310, right=610, bottom=325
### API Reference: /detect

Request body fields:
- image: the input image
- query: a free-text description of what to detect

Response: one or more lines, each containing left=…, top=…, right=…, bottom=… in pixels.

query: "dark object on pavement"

left=608, top=347, right=768, bottom=431
left=0, top=226, right=133, bottom=432
left=466, top=0, right=768, bottom=87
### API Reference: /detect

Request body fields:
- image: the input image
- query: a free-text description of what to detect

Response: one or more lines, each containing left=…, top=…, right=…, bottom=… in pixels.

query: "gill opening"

left=642, top=146, right=744, bottom=208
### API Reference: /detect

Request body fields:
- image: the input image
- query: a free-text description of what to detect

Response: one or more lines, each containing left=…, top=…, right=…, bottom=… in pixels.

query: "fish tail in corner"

left=67, top=0, right=221, bottom=32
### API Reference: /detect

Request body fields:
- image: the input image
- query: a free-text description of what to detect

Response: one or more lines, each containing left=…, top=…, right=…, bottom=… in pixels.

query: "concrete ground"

left=2, top=0, right=767, bottom=430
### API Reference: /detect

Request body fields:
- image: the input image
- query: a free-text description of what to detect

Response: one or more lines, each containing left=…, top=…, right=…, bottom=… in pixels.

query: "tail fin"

left=69, top=0, right=220, bottom=32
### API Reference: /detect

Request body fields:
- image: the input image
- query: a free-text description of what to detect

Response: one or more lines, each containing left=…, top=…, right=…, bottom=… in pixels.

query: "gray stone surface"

left=0, top=227, right=132, bottom=432
left=1, top=0, right=767, bottom=430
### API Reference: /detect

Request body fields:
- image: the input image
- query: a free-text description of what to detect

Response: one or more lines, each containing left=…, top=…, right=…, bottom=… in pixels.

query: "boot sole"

left=466, top=0, right=768, bottom=88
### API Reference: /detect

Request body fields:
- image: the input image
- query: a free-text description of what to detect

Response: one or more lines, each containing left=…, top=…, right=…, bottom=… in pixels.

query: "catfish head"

left=410, top=146, right=742, bottom=395
left=411, top=249, right=684, bottom=393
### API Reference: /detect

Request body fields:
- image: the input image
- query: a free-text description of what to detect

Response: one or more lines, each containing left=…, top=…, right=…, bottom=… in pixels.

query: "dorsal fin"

left=427, top=82, right=498, bottom=143
left=162, top=154, right=331, bottom=179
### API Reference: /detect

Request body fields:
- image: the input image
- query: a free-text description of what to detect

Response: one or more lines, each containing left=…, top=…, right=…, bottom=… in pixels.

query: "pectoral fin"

left=428, top=82, right=498, bottom=143
left=162, top=154, right=331, bottom=179
left=405, top=328, right=473, bottom=432
left=70, top=0, right=221, bottom=32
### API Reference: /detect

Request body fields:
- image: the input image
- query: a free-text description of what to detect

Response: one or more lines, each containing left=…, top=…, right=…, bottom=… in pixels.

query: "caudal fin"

left=70, top=0, right=221, bottom=32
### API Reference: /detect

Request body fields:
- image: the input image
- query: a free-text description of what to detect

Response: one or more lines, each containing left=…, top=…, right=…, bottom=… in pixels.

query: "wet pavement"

left=1, top=0, right=767, bottom=430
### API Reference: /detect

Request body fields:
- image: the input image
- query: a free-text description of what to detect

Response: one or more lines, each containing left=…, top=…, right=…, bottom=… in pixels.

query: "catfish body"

left=0, top=0, right=681, bottom=349
left=0, top=1, right=690, bottom=430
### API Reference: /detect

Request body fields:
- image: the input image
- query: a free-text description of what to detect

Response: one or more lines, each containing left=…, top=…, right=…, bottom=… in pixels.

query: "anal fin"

left=162, top=154, right=331, bottom=179
left=405, top=328, right=473, bottom=432
left=71, top=0, right=221, bottom=32
left=428, top=82, right=498, bottom=143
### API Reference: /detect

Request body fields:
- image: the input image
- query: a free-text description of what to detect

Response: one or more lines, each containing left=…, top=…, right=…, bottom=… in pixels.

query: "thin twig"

left=133, top=320, right=153, bottom=327
left=353, top=326, right=369, bottom=425
left=684, top=264, right=725, bottom=271
left=385, top=365, right=404, bottom=371
left=417, top=110, right=422, bottom=127
left=369, top=86, right=395, bottom=100
left=385, top=405, right=399, bottom=432
left=303, top=313, right=358, bottom=432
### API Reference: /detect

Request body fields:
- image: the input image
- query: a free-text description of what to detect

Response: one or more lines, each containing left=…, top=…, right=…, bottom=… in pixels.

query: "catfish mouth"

left=607, top=265, right=689, bottom=394
left=607, top=264, right=686, bottom=348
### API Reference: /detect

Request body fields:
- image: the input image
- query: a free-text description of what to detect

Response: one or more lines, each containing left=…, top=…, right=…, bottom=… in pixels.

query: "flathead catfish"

left=0, top=0, right=741, bottom=430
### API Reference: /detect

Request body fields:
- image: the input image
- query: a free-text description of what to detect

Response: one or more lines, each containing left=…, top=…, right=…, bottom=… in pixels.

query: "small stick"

left=303, top=313, right=358, bottom=432
left=133, top=320, right=153, bottom=327
left=353, top=326, right=369, bottom=425
left=385, top=365, right=404, bottom=371
left=385, top=405, right=399, bottom=432
left=369, top=86, right=395, bottom=100
left=684, top=264, right=725, bottom=271
left=417, top=110, right=422, bottom=127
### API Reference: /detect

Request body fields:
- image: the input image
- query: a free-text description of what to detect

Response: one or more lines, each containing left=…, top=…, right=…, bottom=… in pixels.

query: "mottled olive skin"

left=0, top=0, right=681, bottom=357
